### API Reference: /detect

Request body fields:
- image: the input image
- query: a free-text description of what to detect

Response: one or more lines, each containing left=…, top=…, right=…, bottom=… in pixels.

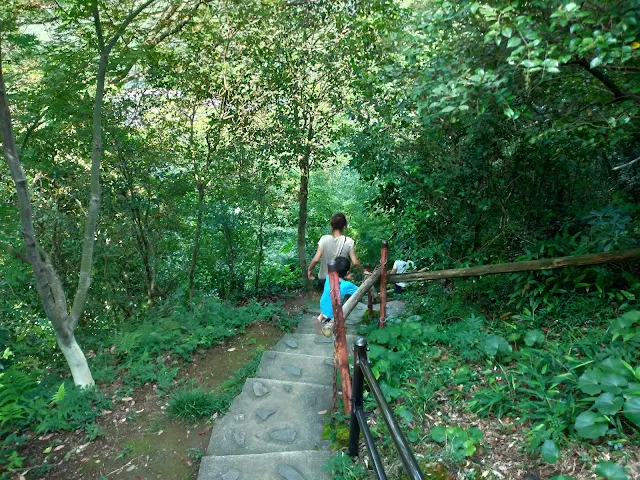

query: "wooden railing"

left=327, top=242, right=640, bottom=476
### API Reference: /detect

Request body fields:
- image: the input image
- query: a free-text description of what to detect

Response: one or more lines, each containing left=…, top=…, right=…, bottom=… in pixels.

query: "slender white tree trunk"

left=56, top=332, right=94, bottom=387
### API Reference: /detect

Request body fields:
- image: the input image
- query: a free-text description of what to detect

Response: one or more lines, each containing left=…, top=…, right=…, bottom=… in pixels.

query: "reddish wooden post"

left=365, top=270, right=374, bottom=319
left=379, top=240, right=388, bottom=328
left=328, top=261, right=352, bottom=414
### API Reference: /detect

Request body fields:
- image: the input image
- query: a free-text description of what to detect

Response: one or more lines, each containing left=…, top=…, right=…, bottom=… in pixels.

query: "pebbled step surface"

left=273, top=333, right=356, bottom=356
left=256, top=351, right=333, bottom=386
left=198, top=450, right=333, bottom=480
left=206, top=377, right=331, bottom=456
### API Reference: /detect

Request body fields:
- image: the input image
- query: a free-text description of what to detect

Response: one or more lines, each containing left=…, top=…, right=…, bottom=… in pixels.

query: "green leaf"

left=619, top=310, right=640, bottom=324
left=578, top=368, right=603, bottom=395
left=540, top=439, right=559, bottom=464
left=550, top=477, right=575, bottom=480
left=622, top=396, right=640, bottom=427
left=574, top=411, right=608, bottom=439
left=467, top=427, right=483, bottom=442
left=49, top=382, right=66, bottom=405
left=589, top=56, right=602, bottom=69
left=369, top=329, right=390, bottom=345
left=595, top=461, right=628, bottom=480
left=601, top=374, right=628, bottom=394
left=501, top=26, right=512, bottom=38
left=594, top=392, right=624, bottom=415
left=440, top=106, right=456, bottom=113
left=507, top=37, right=522, bottom=48
left=463, top=439, right=476, bottom=456
left=481, top=335, right=512, bottom=356
left=431, top=426, right=446, bottom=443
left=524, top=329, right=544, bottom=346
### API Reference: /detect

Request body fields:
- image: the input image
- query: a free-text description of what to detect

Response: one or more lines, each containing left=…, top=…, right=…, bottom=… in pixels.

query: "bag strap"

left=333, top=236, right=347, bottom=261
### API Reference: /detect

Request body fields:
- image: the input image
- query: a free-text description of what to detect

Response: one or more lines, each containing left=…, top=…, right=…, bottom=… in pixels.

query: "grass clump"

left=168, top=387, right=217, bottom=419
left=167, top=346, right=265, bottom=420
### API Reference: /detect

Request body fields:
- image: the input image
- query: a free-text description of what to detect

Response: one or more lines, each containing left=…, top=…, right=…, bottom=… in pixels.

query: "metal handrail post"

left=349, top=337, right=366, bottom=457
left=359, top=359, right=424, bottom=479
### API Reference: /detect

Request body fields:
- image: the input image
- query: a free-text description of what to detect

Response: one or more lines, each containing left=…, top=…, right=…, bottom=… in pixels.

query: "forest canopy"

left=1, top=0, right=639, bottom=477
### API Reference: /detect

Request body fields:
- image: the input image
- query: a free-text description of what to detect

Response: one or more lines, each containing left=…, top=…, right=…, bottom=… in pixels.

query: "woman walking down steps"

left=307, top=213, right=369, bottom=290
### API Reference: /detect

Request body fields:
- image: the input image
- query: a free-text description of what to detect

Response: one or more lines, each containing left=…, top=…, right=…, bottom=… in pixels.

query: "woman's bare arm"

left=307, top=246, right=323, bottom=279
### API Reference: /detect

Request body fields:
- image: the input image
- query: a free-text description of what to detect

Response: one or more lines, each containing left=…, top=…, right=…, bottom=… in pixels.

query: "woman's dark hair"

left=330, top=213, right=347, bottom=231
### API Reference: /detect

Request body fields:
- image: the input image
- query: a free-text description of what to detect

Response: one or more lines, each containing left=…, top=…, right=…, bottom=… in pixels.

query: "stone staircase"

left=198, top=300, right=405, bottom=480
left=197, top=303, right=367, bottom=480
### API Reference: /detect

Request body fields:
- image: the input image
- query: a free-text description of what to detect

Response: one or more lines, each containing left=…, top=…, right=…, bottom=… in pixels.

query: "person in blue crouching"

left=317, top=257, right=358, bottom=337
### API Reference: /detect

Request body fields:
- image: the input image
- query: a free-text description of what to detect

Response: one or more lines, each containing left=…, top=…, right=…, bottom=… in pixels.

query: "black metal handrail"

left=349, top=336, right=425, bottom=480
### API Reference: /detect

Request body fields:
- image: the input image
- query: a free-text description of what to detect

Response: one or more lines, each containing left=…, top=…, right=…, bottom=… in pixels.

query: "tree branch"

left=613, top=155, right=640, bottom=171
left=0, top=240, right=30, bottom=264
left=105, top=0, right=158, bottom=55
left=570, top=59, right=628, bottom=101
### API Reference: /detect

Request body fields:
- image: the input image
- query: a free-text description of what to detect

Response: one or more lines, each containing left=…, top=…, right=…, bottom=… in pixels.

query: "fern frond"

left=50, top=382, right=66, bottom=405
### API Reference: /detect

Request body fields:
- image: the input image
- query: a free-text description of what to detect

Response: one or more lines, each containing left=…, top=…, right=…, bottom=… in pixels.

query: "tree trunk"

left=188, top=183, right=205, bottom=303
left=297, top=168, right=309, bottom=287
left=56, top=330, right=94, bottom=386
left=223, top=223, right=236, bottom=298
left=1, top=0, right=155, bottom=386
left=0, top=41, right=94, bottom=385
left=297, top=116, right=313, bottom=288
left=255, top=212, right=264, bottom=291
left=132, top=209, right=155, bottom=300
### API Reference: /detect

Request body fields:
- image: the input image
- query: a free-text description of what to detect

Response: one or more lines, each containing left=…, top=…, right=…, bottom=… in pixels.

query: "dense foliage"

left=1, top=0, right=639, bottom=478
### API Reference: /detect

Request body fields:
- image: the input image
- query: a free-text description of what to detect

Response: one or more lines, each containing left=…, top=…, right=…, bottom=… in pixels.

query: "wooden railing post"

left=328, top=261, right=352, bottom=414
left=379, top=240, right=388, bottom=328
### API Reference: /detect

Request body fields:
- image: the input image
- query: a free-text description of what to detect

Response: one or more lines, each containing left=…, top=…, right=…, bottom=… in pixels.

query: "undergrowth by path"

left=0, top=296, right=296, bottom=478
left=325, top=278, right=640, bottom=480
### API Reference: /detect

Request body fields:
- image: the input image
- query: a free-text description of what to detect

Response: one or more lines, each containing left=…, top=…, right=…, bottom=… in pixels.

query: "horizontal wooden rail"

left=388, top=248, right=640, bottom=284
left=342, top=267, right=381, bottom=319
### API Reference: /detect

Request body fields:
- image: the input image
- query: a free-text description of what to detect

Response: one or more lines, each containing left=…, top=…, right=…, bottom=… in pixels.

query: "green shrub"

left=168, top=386, right=213, bottom=418
left=168, top=387, right=217, bottom=419
left=324, top=452, right=368, bottom=479
left=430, top=425, right=483, bottom=460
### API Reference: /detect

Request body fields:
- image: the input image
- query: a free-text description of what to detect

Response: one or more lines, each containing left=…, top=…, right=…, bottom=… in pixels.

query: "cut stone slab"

left=275, top=334, right=333, bottom=357
left=198, top=450, right=333, bottom=480
left=252, top=381, right=270, bottom=397
left=256, top=351, right=333, bottom=386
left=269, top=428, right=297, bottom=442
left=278, top=464, right=305, bottom=480
left=281, top=364, right=302, bottom=376
left=221, top=470, right=240, bottom=480
left=256, top=408, right=276, bottom=421
left=233, top=431, right=246, bottom=448
left=206, top=377, right=331, bottom=456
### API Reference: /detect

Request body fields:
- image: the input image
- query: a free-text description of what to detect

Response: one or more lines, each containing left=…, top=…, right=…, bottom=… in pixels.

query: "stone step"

left=273, top=333, right=356, bottom=357
left=301, top=301, right=369, bottom=318
left=295, top=322, right=361, bottom=336
left=256, top=351, right=333, bottom=386
left=198, top=450, right=333, bottom=480
left=205, top=377, right=331, bottom=456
